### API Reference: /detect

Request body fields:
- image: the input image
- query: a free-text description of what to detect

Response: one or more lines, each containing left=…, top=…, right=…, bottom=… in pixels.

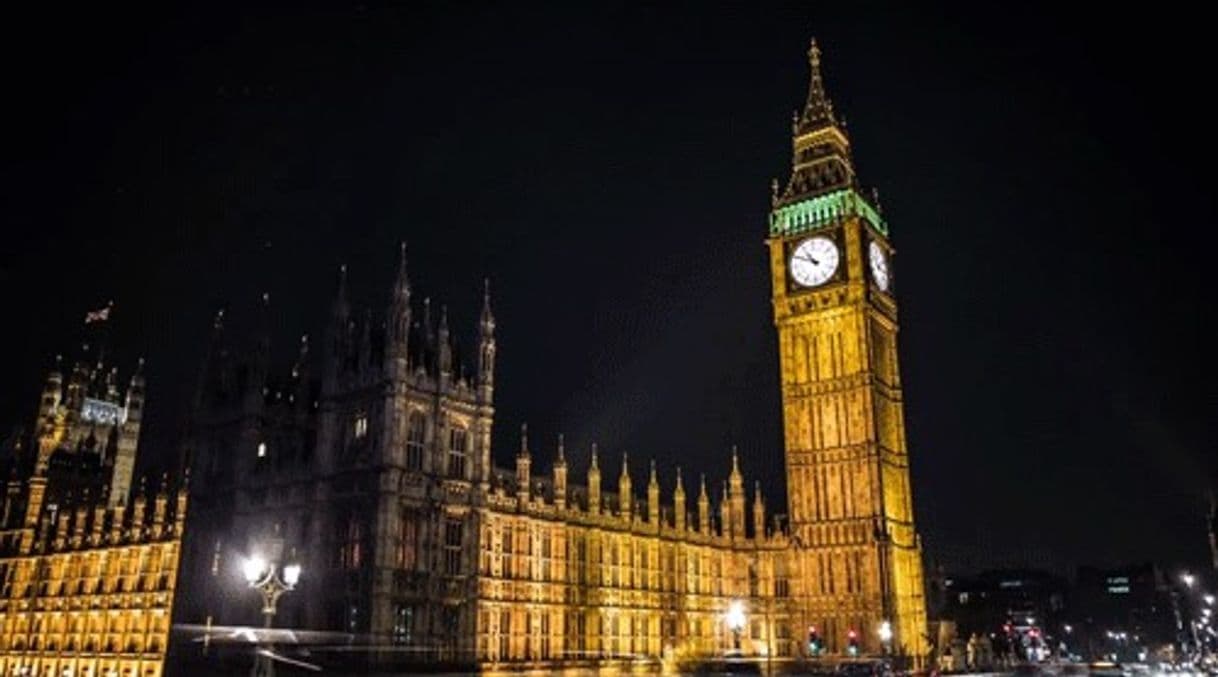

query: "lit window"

left=958, top=592, right=970, bottom=604
left=393, top=606, right=414, bottom=645
left=257, top=442, right=267, bottom=458
left=353, top=414, right=368, bottom=440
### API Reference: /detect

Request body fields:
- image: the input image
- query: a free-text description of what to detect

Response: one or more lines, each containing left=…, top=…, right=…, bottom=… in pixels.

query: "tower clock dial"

left=868, top=240, right=891, bottom=291
left=789, top=236, right=840, bottom=288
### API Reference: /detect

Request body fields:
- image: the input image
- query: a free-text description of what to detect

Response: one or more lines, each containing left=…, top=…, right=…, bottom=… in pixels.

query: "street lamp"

left=878, top=620, right=894, bottom=656
left=726, top=600, right=746, bottom=654
left=241, top=551, right=301, bottom=677
left=1183, top=572, right=1196, bottom=588
left=1205, top=594, right=1215, bottom=606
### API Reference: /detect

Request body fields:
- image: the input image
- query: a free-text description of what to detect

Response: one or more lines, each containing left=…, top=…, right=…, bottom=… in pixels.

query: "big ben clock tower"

left=770, top=40, right=928, bottom=662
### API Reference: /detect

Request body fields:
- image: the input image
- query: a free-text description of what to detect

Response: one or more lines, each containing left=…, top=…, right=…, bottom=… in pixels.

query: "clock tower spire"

left=769, top=39, right=927, bottom=663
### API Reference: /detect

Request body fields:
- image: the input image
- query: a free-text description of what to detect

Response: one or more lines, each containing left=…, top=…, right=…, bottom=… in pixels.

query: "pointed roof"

left=774, top=37, right=860, bottom=210
left=392, top=242, right=411, bottom=303
left=331, top=264, right=350, bottom=321
left=795, top=38, right=837, bottom=135
left=480, top=278, right=495, bottom=335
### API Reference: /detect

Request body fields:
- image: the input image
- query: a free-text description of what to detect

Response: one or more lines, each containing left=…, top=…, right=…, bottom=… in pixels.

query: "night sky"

left=2, top=3, right=1214, bottom=576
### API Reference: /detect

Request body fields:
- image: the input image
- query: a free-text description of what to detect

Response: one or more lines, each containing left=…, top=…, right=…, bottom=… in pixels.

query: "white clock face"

left=789, top=237, right=840, bottom=288
left=869, top=240, right=890, bottom=291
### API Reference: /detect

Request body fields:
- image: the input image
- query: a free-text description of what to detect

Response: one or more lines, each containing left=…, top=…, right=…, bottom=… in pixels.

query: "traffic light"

left=847, top=628, right=860, bottom=656
left=808, top=625, right=822, bottom=655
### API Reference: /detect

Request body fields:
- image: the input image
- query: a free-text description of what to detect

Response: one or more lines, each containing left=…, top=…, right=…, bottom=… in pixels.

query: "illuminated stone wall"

left=0, top=478, right=187, bottom=677
left=768, top=39, right=929, bottom=663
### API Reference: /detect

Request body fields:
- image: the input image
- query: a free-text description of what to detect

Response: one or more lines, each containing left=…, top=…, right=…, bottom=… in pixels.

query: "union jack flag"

left=84, top=302, right=113, bottom=324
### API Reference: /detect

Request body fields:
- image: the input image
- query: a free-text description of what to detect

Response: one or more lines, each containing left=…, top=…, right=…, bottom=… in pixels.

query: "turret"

left=322, top=265, right=351, bottom=394
left=124, top=358, right=146, bottom=424
left=673, top=467, right=686, bottom=531
left=753, top=481, right=766, bottom=540
left=553, top=434, right=568, bottom=510
left=697, top=474, right=710, bottom=533
left=729, top=446, right=745, bottom=540
left=90, top=486, right=108, bottom=546
left=515, top=423, right=531, bottom=504
left=476, top=280, right=496, bottom=400
left=385, top=242, right=412, bottom=375
left=437, top=305, right=452, bottom=381
left=587, top=443, right=601, bottom=514
left=619, top=453, right=633, bottom=521
left=39, top=355, right=63, bottom=419
left=193, top=308, right=226, bottom=411
left=105, top=366, right=120, bottom=402
left=647, top=460, right=660, bottom=526
left=72, top=491, right=89, bottom=548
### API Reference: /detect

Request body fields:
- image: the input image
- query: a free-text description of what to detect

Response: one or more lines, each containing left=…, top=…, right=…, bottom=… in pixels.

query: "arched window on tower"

left=405, top=412, right=425, bottom=471
left=447, top=426, right=467, bottom=479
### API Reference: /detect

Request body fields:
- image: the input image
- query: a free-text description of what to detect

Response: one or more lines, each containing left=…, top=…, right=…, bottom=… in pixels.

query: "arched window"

left=447, top=426, right=467, bottom=479
left=405, top=413, right=425, bottom=471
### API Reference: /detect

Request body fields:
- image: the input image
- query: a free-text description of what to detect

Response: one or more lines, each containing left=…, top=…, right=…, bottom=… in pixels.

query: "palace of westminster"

left=0, top=40, right=928, bottom=673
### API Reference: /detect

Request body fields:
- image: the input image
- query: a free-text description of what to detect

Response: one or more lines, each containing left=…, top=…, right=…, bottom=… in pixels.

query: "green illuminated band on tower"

left=770, top=188, right=888, bottom=237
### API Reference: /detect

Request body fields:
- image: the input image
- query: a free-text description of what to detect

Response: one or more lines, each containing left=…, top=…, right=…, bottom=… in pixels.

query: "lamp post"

left=241, top=552, right=301, bottom=677
left=726, top=600, right=746, bottom=655
left=878, top=620, right=894, bottom=657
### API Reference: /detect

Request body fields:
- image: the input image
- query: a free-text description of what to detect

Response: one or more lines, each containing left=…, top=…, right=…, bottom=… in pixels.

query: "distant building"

left=0, top=323, right=188, bottom=677
left=1069, top=563, right=1176, bottom=660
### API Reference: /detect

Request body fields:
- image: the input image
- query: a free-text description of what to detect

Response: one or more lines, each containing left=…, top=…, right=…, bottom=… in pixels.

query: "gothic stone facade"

left=0, top=347, right=187, bottom=677
left=180, top=256, right=796, bottom=669
left=180, top=40, right=929, bottom=669
left=768, top=40, right=929, bottom=659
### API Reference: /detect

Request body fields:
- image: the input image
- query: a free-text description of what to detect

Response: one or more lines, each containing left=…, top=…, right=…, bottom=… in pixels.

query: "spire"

left=730, top=445, right=742, bottom=480
left=554, top=433, right=568, bottom=510
left=619, top=452, right=633, bottom=520
left=438, top=305, right=452, bottom=376
left=697, top=473, right=710, bottom=533
left=515, top=423, right=531, bottom=503
left=480, top=278, right=495, bottom=335
left=776, top=38, right=857, bottom=207
left=393, top=241, right=410, bottom=303
left=331, top=265, right=350, bottom=323
left=673, top=466, right=686, bottom=531
left=387, top=244, right=412, bottom=361
left=647, top=459, right=660, bottom=526
left=421, top=297, right=434, bottom=348
left=588, top=442, right=601, bottom=514
left=477, top=280, right=497, bottom=392
left=796, top=37, right=837, bottom=134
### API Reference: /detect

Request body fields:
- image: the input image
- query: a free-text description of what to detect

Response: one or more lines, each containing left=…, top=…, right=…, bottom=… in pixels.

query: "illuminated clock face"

left=789, top=237, right=839, bottom=288
left=868, top=240, right=890, bottom=291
